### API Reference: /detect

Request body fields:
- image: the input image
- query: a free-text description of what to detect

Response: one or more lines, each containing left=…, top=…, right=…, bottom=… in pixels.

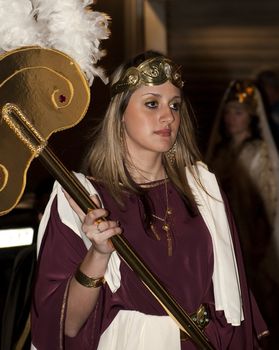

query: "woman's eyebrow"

left=141, top=93, right=181, bottom=99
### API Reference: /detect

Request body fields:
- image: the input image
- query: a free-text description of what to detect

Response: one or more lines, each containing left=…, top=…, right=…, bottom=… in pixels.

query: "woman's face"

left=223, top=102, right=251, bottom=136
left=122, top=81, right=181, bottom=159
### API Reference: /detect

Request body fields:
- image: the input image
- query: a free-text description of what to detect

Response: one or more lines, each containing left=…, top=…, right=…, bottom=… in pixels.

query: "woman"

left=207, top=81, right=277, bottom=230
left=31, top=53, right=268, bottom=349
left=206, top=80, right=279, bottom=347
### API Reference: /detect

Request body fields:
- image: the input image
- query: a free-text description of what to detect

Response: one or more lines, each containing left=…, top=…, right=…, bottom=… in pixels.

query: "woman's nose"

left=159, top=105, right=174, bottom=124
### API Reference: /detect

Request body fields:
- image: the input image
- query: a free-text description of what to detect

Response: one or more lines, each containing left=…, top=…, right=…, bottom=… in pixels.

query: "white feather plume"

left=32, top=0, right=110, bottom=85
left=0, top=0, right=110, bottom=85
left=0, top=0, right=42, bottom=54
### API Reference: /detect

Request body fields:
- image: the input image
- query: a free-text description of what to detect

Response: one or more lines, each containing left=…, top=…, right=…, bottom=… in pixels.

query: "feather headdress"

left=0, top=0, right=110, bottom=85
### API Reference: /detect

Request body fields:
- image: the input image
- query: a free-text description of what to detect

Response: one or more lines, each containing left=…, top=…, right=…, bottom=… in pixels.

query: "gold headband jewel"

left=111, top=57, right=184, bottom=96
left=228, top=81, right=257, bottom=111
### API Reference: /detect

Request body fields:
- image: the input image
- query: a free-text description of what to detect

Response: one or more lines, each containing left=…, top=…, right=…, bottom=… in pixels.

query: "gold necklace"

left=150, top=175, right=173, bottom=256
left=128, top=163, right=173, bottom=255
left=127, top=158, right=166, bottom=184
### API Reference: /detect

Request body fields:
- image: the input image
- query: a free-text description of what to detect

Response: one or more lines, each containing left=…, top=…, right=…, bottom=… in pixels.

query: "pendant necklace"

left=150, top=175, right=173, bottom=256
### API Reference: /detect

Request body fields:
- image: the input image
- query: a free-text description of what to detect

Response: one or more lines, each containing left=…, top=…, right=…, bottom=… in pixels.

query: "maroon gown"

left=31, top=179, right=267, bottom=349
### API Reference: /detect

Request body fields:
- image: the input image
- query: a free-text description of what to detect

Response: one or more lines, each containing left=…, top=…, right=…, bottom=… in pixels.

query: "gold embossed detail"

left=51, top=71, right=74, bottom=109
left=0, top=164, right=8, bottom=192
left=257, top=330, right=270, bottom=339
left=2, top=103, right=47, bottom=157
left=75, top=266, right=105, bottom=288
left=180, top=304, right=210, bottom=341
left=111, top=57, right=184, bottom=96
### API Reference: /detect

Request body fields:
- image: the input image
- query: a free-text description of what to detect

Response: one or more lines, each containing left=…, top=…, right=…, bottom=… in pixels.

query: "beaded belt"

left=180, top=304, right=210, bottom=341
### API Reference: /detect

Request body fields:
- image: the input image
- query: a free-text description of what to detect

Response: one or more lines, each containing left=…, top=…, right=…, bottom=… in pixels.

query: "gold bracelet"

left=75, top=266, right=105, bottom=288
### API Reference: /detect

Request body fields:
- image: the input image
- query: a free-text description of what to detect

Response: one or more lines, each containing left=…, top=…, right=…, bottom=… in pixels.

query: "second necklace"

left=150, top=176, right=173, bottom=256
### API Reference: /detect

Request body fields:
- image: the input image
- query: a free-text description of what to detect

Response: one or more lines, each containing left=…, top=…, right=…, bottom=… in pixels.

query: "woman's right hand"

left=63, top=192, right=121, bottom=337
left=63, top=191, right=122, bottom=255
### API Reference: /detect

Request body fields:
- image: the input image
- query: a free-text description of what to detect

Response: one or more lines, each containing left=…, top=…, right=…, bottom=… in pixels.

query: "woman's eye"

left=170, top=102, right=180, bottom=111
left=145, top=101, right=158, bottom=108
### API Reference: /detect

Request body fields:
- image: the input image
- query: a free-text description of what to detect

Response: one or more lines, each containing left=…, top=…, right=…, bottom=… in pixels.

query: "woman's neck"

left=126, top=155, right=165, bottom=184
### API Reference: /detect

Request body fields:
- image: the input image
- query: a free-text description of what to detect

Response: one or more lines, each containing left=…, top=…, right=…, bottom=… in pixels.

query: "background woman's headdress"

left=226, top=80, right=257, bottom=113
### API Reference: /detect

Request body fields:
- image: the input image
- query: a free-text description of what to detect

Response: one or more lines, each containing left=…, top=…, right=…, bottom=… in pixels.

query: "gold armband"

left=75, top=266, right=105, bottom=288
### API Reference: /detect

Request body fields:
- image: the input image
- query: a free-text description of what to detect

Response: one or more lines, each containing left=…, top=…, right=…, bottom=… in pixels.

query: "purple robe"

left=31, top=179, right=267, bottom=349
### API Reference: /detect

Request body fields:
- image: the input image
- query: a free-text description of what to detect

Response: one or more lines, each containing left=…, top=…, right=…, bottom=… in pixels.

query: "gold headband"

left=110, top=56, right=184, bottom=96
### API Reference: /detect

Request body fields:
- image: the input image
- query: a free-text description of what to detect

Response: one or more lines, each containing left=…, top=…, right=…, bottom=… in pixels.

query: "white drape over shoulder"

left=187, top=162, right=243, bottom=326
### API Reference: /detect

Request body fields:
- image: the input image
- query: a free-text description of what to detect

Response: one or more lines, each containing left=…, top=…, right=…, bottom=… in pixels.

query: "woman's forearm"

left=65, top=248, right=111, bottom=337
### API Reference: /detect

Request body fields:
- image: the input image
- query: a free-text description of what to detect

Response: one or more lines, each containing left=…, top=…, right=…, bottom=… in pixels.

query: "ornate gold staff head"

left=0, top=1, right=110, bottom=215
left=0, top=46, right=90, bottom=215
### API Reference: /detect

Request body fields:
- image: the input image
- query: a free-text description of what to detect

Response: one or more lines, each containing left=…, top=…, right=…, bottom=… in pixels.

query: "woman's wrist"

left=75, top=265, right=106, bottom=288
left=89, top=245, right=112, bottom=265
left=78, top=246, right=111, bottom=281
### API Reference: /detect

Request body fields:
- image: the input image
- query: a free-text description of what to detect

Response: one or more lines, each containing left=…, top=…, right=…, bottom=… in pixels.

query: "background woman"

left=206, top=80, right=279, bottom=347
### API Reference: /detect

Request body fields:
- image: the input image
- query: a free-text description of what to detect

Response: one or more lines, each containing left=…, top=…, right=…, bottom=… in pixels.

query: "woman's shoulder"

left=86, top=175, right=97, bottom=182
left=240, top=139, right=268, bottom=160
left=85, top=175, right=108, bottom=193
left=185, top=161, right=220, bottom=192
left=188, top=160, right=215, bottom=175
left=243, top=138, right=265, bottom=151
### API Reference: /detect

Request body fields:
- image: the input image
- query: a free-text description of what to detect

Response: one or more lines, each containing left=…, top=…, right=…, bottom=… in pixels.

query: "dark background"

left=1, top=1, right=279, bottom=348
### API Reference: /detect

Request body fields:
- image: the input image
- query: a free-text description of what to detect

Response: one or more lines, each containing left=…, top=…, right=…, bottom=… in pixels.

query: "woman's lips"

left=154, top=129, right=171, bottom=136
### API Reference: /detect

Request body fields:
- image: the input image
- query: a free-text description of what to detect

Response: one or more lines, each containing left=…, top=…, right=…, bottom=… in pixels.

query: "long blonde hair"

left=84, top=51, right=202, bottom=211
